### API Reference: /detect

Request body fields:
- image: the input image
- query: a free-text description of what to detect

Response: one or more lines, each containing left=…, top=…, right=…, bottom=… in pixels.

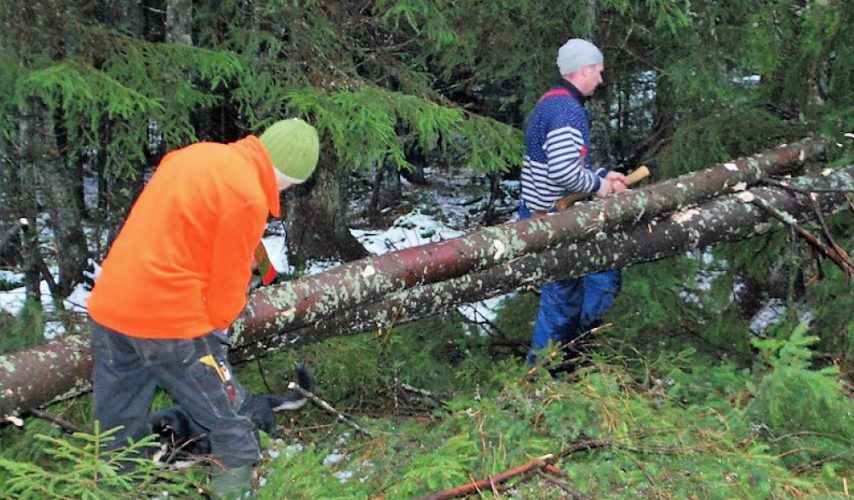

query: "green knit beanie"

left=258, top=118, right=320, bottom=183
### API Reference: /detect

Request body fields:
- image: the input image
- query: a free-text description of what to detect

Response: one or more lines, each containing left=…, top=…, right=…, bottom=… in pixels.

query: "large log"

left=0, top=140, right=836, bottom=418
left=233, top=166, right=854, bottom=359
left=232, top=138, right=826, bottom=344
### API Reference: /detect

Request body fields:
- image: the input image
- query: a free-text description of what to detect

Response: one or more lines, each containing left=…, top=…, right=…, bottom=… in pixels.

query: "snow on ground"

left=0, top=176, right=513, bottom=338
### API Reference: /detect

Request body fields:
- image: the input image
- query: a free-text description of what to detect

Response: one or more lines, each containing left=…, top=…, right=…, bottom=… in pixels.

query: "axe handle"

left=554, top=165, right=650, bottom=211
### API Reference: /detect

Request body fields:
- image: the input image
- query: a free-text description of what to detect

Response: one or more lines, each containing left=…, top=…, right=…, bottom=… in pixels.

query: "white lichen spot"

left=360, top=265, right=376, bottom=278
left=723, top=163, right=738, bottom=172
left=821, top=168, right=832, bottom=176
left=799, top=149, right=806, bottom=161
left=810, top=193, right=819, bottom=202
left=676, top=183, right=685, bottom=188
left=492, top=239, right=506, bottom=260
left=670, top=208, right=701, bottom=223
left=731, top=182, right=748, bottom=192
left=736, top=191, right=755, bottom=203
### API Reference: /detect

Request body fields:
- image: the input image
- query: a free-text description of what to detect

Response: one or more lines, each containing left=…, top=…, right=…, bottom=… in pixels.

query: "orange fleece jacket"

left=87, top=136, right=281, bottom=339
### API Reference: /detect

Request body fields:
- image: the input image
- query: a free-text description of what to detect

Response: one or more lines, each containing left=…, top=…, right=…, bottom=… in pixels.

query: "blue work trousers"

left=519, top=203, right=621, bottom=364
left=90, top=321, right=260, bottom=468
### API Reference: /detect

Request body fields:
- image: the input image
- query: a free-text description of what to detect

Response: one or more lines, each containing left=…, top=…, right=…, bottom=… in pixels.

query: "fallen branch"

left=535, top=469, right=586, bottom=499
left=418, top=454, right=555, bottom=500
left=400, top=383, right=445, bottom=406
left=808, top=196, right=851, bottom=266
left=287, top=382, right=375, bottom=438
left=27, top=408, right=87, bottom=434
left=748, top=195, right=854, bottom=277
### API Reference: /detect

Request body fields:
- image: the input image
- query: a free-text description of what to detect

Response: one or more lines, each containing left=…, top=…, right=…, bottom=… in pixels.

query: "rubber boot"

left=210, top=464, right=254, bottom=499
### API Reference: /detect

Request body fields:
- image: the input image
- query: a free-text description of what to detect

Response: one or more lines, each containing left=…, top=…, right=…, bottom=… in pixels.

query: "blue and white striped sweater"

left=520, top=86, right=607, bottom=211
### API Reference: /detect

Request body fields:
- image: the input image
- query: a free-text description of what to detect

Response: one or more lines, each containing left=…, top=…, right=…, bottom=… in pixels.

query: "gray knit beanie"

left=557, top=38, right=604, bottom=75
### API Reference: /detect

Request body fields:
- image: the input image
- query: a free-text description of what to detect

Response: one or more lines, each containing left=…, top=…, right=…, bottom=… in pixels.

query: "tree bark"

left=25, top=99, right=90, bottom=297
left=283, top=150, right=370, bottom=267
left=0, top=122, right=19, bottom=267
left=0, top=156, right=846, bottom=418
left=233, top=166, right=854, bottom=360
left=232, top=138, right=825, bottom=345
left=166, top=0, right=192, bottom=45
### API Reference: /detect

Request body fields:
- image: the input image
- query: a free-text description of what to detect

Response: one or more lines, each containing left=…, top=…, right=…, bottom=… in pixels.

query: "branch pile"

left=3, top=137, right=852, bottom=419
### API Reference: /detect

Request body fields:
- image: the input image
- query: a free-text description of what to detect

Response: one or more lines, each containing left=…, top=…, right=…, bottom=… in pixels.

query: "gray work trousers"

left=90, top=320, right=260, bottom=468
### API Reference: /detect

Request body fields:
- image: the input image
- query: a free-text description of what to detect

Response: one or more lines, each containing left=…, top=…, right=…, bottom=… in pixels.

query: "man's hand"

left=595, top=178, right=612, bottom=198
left=606, top=171, right=628, bottom=192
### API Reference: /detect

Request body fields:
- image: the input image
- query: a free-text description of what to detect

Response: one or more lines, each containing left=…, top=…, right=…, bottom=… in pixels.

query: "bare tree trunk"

left=166, top=0, right=192, bottom=45
left=20, top=99, right=90, bottom=298
left=283, top=151, right=370, bottom=266
left=16, top=105, right=48, bottom=302
left=0, top=123, right=19, bottom=267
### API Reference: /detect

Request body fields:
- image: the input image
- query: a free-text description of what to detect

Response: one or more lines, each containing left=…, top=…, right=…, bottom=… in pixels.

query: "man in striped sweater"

left=520, top=38, right=627, bottom=367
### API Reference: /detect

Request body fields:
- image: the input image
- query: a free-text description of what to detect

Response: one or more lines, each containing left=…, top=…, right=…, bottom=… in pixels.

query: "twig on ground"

left=377, top=302, right=405, bottom=355
left=525, top=323, right=613, bottom=379
left=400, top=382, right=445, bottom=406
left=418, top=454, right=555, bottom=500
left=535, top=469, right=586, bottom=499
left=27, top=408, right=88, bottom=434
left=287, top=382, right=375, bottom=438
left=420, top=434, right=701, bottom=499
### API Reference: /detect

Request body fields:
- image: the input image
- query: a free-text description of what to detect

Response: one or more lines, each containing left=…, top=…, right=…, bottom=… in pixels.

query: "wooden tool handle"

left=623, top=165, right=650, bottom=185
left=554, top=165, right=650, bottom=211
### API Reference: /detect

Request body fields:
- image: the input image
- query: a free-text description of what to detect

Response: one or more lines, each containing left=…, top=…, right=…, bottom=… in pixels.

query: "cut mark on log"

left=670, top=208, right=700, bottom=223
left=736, top=191, right=756, bottom=203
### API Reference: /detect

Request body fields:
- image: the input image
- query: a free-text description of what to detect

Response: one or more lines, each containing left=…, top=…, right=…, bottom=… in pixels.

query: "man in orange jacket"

left=87, top=118, right=319, bottom=497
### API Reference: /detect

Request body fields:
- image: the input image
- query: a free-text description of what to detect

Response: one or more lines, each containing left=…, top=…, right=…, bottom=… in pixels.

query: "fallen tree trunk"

left=232, top=166, right=854, bottom=359
left=232, top=138, right=825, bottom=344
left=0, top=143, right=840, bottom=418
